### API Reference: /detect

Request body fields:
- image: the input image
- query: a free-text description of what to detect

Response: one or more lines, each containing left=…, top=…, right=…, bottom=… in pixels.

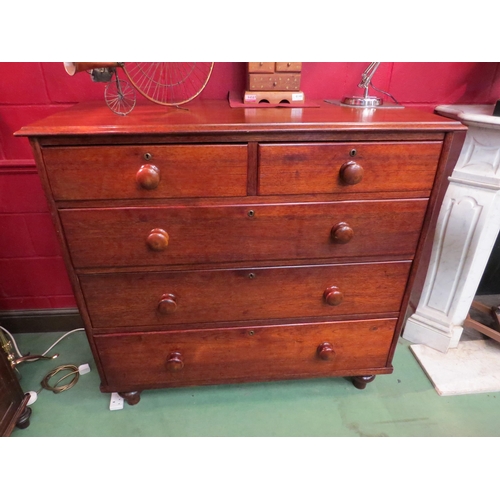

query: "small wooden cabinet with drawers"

left=17, top=100, right=466, bottom=405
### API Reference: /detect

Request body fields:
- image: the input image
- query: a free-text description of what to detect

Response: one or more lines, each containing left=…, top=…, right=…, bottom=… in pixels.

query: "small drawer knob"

left=158, top=293, right=177, bottom=314
left=147, top=228, right=169, bottom=251
left=331, top=222, right=354, bottom=244
left=317, top=342, right=335, bottom=360
left=136, top=164, right=160, bottom=190
left=323, top=286, right=343, bottom=306
left=339, top=161, right=364, bottom=185
left=166, top=352, right=184, bottom=372
left=330, top=222, right=354, bottom=244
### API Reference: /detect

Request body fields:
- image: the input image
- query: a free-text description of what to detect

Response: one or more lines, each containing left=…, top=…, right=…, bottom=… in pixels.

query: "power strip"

left=109, top=392, right=124, bottom=411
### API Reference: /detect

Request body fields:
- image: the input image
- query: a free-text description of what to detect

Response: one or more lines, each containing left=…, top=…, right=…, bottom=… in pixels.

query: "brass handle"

left=158, top=293, right=177, bottom=314
left=136, top=164, right=160, bottom=190
left=323, top=286, right=343, bottom=306
left=317, top=342, right=335, bottom=360
left=166, top=352, right=184, bottom=372
left=331, top=222, right=354, bottom=244
left=339, top=161, right=364, bottom=185
left=147, top=228, right=169, bottom=251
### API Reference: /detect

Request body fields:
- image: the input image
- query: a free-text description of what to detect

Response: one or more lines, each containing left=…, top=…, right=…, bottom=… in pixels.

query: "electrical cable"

left=370, top=82, right=400, bottom=105
left=39, top=328, right=84, bottom=357
left=1, top=326, right=89, bottom=399
left=39, top=364, right=80, bottom=394
left=0, top=325, right=84, bottom=360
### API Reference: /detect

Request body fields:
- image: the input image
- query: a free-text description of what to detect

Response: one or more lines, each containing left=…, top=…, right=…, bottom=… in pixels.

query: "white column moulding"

left=403, top=104, right=500, bottom=353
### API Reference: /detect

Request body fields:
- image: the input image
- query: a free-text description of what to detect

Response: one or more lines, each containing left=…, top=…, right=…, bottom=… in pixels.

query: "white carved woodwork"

left=403, top=104, right=500, bottom=353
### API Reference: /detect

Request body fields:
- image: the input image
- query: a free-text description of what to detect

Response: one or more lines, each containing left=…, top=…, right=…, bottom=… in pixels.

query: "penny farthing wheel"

left=104, top=73, right=137, bottom=116
left=122, top=62, right=214, bottom=107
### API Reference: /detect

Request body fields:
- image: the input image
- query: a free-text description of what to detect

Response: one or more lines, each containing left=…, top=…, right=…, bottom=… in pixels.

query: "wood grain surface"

left=258, top=142, right=442, bottom=195
left=94, top=318, right=397, bottom=388
left=80, top=261, right=411, bottom=329
left=60, top=199, right=428, bottom=269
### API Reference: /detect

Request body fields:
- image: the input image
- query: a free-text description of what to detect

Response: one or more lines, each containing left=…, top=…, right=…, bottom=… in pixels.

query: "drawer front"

left=94, top=318, right=396, bottom=388
left=258, top=142, right=442, bottom=195
left=61, top=199, right=428, bottom=269
left=80, top=262, right=411, bottom=329
left=42, top=145, right=248, bottom=200
left=275, top=62, right=302, bottom=72
left=248, top=62, right=275, bottom=73
left=248, top=74, right=301, bottom=91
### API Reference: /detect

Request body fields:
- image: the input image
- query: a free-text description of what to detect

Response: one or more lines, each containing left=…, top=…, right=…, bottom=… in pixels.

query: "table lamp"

left=341, top=62, right=383, bottom=107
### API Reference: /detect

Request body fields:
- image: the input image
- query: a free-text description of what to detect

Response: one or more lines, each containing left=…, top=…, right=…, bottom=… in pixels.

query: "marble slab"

left=435, top=104, right=500, bottom=129
left=410, top=339, right=500, bottom=396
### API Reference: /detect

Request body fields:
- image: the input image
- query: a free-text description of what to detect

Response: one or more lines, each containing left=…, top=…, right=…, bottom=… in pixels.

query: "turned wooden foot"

left=352, top=375, right=376, bottom=390
left=15, top=406, right=32, bottom=429
left=118, top=391, right=142, bottom=405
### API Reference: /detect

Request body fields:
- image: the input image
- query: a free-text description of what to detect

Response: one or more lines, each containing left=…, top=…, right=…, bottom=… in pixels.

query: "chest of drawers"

left=17, top=100, right=466, bottom=405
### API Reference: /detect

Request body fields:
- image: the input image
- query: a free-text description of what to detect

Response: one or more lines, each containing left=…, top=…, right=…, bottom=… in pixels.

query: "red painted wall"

left=1, top=62, right=500, bottom=311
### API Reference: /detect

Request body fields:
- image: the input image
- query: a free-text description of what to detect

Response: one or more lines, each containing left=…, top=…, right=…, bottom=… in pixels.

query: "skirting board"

left=410, top=339, right=500, bottom=396
left=0, top=308, right=84, bottom=334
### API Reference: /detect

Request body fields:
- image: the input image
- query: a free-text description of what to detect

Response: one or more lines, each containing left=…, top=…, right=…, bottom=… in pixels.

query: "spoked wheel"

left=123, top=62, right=214, bottom=107
left=104, top=77, right=136, bottom=116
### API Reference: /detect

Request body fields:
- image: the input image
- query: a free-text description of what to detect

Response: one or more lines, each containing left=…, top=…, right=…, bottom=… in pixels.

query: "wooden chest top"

left=16, top=99, right=465, bottom=140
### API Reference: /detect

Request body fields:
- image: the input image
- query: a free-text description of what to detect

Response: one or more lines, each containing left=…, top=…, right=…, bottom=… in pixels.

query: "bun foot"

left=118, top=391, right=142, bottom=405
left=16, top=406, right=32, bottom=429
left=352, top=375, right=376, bottom=390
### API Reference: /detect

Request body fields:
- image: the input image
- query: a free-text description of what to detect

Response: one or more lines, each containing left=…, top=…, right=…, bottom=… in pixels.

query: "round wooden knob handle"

left=158, top=293, right=177, bottom=314
left=323, top=286, right=343, bottom=306
left=317, top=342, right=335, bottom=360
left=136, top=164, right=160, bottom=190
left=166, top=352, right=184, bottom=372
left=331, top=222, right=354, bottom=244
left=339, top=161, right=364, bottom=185
left=147, top=228, right=169, bottom=251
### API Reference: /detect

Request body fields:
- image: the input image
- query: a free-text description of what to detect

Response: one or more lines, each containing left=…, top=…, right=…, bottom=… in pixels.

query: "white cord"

left=40, top=328, right=84, bottom=356
left=0, top=325, right=23, bottom=357
left=0, top=325, right=84, bottom=359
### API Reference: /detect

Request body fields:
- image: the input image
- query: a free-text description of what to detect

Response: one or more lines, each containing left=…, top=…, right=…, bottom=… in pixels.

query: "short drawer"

left=80, top=261, right=411, bottom=329
left=42, top=144, right=248, bottom=201
left=61, top=199, right=428, bottom=269
left=94, top=318, right=396, bottom=388
left=275, top=62, right=302, bottom=72
left=258, top=141, right=443, bottom=195
left=248, top=62, right=275, bottom=73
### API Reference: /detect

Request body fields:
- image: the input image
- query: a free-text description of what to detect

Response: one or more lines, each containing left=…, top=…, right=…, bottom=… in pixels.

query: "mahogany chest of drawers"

left=17, top=100, right=465, bottom=405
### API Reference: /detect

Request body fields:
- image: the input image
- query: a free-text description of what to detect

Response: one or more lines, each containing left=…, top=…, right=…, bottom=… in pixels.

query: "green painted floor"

left=9, top=329, right=500, bottom=437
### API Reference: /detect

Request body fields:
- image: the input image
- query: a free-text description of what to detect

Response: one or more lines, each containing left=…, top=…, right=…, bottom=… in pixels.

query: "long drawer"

left=80, top=261, right=411, bottom=329
left=60, top=199, right=428, bottom=269
left=258, top=142, right=443, bottom=195
left=42, top=144, right=248, bottom=200
left=94, top=318, right=397, bottom=388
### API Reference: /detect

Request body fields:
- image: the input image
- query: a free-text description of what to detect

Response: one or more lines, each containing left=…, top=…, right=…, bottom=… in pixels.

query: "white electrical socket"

left=109, top=392, right=124, bottom=411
